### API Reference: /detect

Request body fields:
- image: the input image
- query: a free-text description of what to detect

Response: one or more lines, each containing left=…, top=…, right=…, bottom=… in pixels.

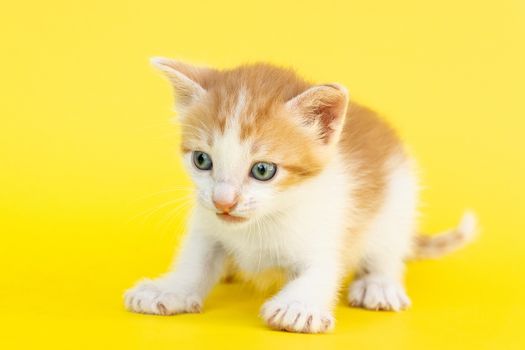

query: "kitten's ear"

left=150, top=57, right=214, bottom=113
left=285, top=84, right=349, bottom=145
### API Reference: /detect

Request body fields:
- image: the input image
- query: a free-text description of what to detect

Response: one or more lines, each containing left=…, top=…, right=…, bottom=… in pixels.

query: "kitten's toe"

left=348, top=275, right=411, bottom=311
left=124, top=278, right=202, bottom=315
left=260, top=299, right=334, bottom=333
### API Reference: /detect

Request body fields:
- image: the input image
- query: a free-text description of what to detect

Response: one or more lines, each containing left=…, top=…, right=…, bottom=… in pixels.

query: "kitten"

left=125, top=58, right=477, bottom=333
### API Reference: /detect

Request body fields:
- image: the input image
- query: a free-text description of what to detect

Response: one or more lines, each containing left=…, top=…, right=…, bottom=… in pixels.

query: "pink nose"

left=213, top=196, right=239, bottom=213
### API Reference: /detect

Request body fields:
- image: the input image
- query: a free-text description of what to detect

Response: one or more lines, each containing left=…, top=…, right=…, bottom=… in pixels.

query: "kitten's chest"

left=214, top=225, right=298, bottom=273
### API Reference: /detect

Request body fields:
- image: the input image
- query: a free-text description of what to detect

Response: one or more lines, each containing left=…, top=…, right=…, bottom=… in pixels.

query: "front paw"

left=348, top=275, right=411, bottom=311
left=260, top=298, right=334, bottom=334
left=124, top=278, right=202, bottom=315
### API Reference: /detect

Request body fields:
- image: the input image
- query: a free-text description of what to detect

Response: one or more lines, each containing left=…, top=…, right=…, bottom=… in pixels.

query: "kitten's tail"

left=410, top=211, right=478, bottom=260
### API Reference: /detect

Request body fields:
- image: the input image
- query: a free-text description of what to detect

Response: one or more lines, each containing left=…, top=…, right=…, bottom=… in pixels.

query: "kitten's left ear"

left=286, top=84, right=349, bottom=145
left=150, top=57, right=215, bottom=114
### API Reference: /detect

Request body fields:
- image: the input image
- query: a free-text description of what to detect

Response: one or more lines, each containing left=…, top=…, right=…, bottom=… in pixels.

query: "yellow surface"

left=1, top=1, right=524, bottom=349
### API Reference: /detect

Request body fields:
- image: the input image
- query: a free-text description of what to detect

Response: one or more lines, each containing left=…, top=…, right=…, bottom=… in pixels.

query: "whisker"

left=158, top=199, right=194, bottom=244
left=126, top=194, right=194, bottom=224
left=157, top=198, right=194, bottom=232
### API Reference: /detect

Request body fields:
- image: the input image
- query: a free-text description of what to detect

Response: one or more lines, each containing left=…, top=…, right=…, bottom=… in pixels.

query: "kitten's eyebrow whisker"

left=178, top=123, right=206, bottom=132
left=178, top=119, right=212, bottom=135
left=194, top=118, right=213, bottom=133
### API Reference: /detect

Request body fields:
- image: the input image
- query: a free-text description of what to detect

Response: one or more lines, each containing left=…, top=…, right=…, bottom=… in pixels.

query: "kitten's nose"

left=212, top=183, right=239, bottom=213
left=213, top=197, right=239, bottom=213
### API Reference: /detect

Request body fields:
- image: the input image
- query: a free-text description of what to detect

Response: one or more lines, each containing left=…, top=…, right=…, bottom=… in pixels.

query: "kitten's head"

left=152, top=57, right=349, bottom=225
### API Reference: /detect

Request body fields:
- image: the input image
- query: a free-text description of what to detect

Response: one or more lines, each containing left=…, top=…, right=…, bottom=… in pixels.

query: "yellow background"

left=1, top=0, right=524, bottom=349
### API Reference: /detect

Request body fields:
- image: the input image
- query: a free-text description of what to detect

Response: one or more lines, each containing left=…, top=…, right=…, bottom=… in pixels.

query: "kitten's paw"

left=260, top=299, right=334, bottom=334
left=124, top=279, right=202, bottom=315
left=348, top=275, right=411, bottom=311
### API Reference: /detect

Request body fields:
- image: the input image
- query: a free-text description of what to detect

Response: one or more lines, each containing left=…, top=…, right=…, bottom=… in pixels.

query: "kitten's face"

left=151, top=58, right=348, bottom=225
left=181, top=95, right=319, bottom=224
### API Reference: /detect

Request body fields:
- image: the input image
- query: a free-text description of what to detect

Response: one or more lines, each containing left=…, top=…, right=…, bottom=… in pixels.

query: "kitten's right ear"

left=150, top=57, right=213, bottom=113
left=285, top=84, right=349, bottom=146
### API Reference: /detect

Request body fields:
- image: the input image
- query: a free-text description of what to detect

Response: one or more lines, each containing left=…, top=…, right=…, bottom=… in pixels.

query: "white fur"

left=458, top=210, right=477, bottom=241
left=348, top=159, right=418, bottom=310
left=125, top=85, right=421, bottom=333
left=126, top=148, right=352, bottom=332
left=125, top=147, right=420, bottom=331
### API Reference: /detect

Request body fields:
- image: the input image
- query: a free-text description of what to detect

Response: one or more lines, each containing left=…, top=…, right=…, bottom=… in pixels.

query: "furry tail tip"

left=411, top=210, right=479, bottom=260
left=457, top=210, right=478, bottom=242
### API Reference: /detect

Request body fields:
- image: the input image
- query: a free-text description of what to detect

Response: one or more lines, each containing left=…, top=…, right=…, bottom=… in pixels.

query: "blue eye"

left=251, top=162, right=277, bottom=181
left=193, top=151, right=213, bottom=170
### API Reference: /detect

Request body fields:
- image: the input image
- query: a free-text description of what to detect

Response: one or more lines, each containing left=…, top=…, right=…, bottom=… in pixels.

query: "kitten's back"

left=339, top=103, right=407, bottom=225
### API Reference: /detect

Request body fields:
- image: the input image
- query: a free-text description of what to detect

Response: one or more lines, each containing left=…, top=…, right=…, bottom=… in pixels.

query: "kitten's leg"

left=348, top=163, right=417, bottom=311
left=348, top=255, right=411, bottom=311
left=260, top=258, right=340, bottom=333
left=125, top=228, right=225, bottom=315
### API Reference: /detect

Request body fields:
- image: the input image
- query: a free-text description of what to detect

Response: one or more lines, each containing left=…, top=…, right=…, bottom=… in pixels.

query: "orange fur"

left=176, top=63, right=404, bottom=217
left=175, top=63, right=410, bottom=275
left=178, top=64, right=334, bottom=189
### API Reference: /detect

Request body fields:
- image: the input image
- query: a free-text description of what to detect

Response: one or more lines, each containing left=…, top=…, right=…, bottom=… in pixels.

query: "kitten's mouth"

left=216, top=212, right=248, bottom=223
